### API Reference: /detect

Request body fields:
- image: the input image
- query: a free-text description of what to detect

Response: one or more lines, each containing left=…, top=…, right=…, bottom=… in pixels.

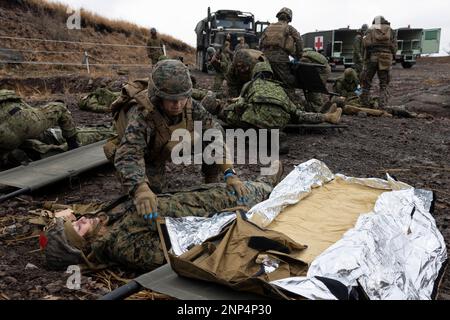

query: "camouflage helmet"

left=150, top=59, right=193, bottom=100
left=276, top=7, right=293, bottom=22
left=361, top=24, right=369, bottom=32
left=252, top=61, right=273, bottom=78
left=207, top=47, right=216, bottom=56
left=372, top=15, right=389, bottom=25
left=344, top=68, right=358, bottom=81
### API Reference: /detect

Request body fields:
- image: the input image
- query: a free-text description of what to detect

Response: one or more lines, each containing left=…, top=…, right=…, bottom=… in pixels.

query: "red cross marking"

left=315, top=36, right=324, bottom=51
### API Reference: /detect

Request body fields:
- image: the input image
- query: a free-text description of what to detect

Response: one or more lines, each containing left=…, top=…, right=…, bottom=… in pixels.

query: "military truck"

left=195, top=7, right=269, bottom=72
left=304, top=27, right=442, bottom=70
left=302, top=28, right=358, bottom=70
left=395, top=27, right=441, bottom=68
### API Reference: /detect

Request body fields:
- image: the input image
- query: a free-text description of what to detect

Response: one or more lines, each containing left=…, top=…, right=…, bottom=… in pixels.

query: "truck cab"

left=195, top=7, right=269, bottom=72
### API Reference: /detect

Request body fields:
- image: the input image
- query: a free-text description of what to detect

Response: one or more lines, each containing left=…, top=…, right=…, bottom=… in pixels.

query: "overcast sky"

left=54, top=0, right=449, bottom=54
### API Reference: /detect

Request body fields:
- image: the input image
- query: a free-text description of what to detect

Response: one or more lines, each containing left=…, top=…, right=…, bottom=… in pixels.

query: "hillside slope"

left=0, top=0, right=195, bottom=76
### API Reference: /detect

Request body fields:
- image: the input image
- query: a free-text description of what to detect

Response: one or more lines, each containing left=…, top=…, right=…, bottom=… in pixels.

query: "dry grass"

left=1, top=0, right=194, bottom=77
left=14, top=0, right=194, bottom=53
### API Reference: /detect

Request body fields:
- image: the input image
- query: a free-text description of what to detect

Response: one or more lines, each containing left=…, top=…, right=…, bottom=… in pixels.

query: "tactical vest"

left=261, top=22, right=295, bottom=55
left=107, top=79, right=195, bottom=163
left=246, top=79, right=291, bottom=112
left=302, top=51, right=329, bottom=66
left=363, top=25, right=393, bottom=50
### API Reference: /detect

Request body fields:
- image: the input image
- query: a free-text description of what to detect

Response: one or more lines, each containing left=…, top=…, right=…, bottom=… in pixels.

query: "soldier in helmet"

left=353, top=24, right=369, bottom=77
left=0, top=89, right=80, bottom=163
left=146, top=28, right=165, bottom=65
left=208, top=62, right=342, bottom=130
left=206, top=47, right=230, bottom=94
left=234, top=37, right=250, bottom=54
left=109, top=60, right=248, bottom=221
left=332, top=68, right=419, bottom=118
left=225, top=48, right=267, bottom=98
left=300, top=48, right=332, bottom=113
left=223, top=33, right=234, bottom=61
left=259, top=7, right=303, bottom=102
left=360, top=16, right=397, bottom=108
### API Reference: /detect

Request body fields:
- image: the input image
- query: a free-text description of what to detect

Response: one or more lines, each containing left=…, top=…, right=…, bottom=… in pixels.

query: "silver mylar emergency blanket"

left=165, top=159, right=447, bottom=300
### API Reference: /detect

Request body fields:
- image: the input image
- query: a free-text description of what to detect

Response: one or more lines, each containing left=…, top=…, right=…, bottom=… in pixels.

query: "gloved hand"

left=133, top=183, right=158, bottom=222
left=226, top=175, right=249, bottom=203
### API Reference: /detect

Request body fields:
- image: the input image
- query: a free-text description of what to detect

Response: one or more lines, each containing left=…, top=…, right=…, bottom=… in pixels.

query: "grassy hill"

left=0, top=0, right=195, bottom=77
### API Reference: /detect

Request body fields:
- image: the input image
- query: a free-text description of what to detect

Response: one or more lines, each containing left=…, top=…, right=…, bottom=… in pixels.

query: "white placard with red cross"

left=314, top=36, right=324, bottom=51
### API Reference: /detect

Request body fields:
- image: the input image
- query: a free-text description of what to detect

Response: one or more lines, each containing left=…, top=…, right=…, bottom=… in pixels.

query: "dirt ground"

left=1, top=58, right=449, bottom=300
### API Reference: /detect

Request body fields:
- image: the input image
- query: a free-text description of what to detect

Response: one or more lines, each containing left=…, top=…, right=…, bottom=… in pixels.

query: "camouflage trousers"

left=213, top=73, right=226, bottom=93
left=223, top=102, right=325, bottom=129
left=360, top=54, right=392, bottom=107
left=304, top=92, right=324, bottom=113
left=91, top=180, right=274, bottom=271
left=0, top=101, right=77, bottom=151
left=1, top=126, right=115, bottom=168
left=263, top=49, right=299, bottom=103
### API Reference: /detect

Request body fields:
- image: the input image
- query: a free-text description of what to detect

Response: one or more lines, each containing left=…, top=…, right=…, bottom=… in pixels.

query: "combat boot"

left=324, top=107, right=342, bottom=124
left=66, top=135, right=80, bottom=150
left=256, top=160, right=284, bottom=188
left=360, top=89, right=371, bottom=108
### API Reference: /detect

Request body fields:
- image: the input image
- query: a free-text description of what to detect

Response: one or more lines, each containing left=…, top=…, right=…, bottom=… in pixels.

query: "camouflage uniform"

left=234, top=41, right=250, bottom=54
left=91, top=180, right=273, bottom=271
left=208, top=51, right=231, bottom=93
left=260, top=8, right=303, bottom=101
left=223, top=38, right=234, bottom=61
left=147, top=35, right=164, bottom=65
left=353, top=25, right=368, bottom=76
left=223, top=62, right=325, bottom=129
left=113, top=61, right=231, bottom=195
left=360, top=17, right=397, bottom=108
left=225, top=49, right=267, bottom=98
left=78, top=88, right=120, bottom=113
left=0, top=90, right=78, bottom=154
left=333, top=68, right=359, bottom=99
left=300, top=49, right=331, bottom=113
left=1, top=126, right=115, bottom=168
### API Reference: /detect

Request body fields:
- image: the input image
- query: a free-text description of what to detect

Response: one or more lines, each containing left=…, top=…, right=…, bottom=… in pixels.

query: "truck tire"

left=401, top=62, right=413, bottom=69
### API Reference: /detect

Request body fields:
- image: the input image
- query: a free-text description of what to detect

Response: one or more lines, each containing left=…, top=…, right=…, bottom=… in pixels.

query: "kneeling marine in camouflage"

left=208, top=62, right=342, bottom=129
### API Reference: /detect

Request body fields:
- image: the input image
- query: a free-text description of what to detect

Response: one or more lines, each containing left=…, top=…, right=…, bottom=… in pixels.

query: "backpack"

left=261, top=22, right=295, bottom=55
left=363, top=24, right=393, bottom=48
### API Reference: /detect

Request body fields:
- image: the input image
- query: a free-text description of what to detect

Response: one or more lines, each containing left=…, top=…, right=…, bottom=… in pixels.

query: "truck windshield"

left=215, top=18, right=253, bottom=30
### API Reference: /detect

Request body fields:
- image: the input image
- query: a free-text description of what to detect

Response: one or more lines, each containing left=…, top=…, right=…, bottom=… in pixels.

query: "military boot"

left=66, top=135, right=80, bottom=150
left=360, top=89, right=371, bottom=108
left=256, top=160, right=284, bottom=188
left=323, top=107, right=342, bottom=124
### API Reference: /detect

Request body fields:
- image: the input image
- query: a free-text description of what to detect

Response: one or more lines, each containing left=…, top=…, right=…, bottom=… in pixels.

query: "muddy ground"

left=1, top=58, right=450, bottom=300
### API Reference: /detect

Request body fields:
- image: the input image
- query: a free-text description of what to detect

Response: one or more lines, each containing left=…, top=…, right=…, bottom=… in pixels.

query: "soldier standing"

left=259, top=7, right=303, bottom=101
left=110, top=60, right=248, bottom=221
left=360, top=16, right=397, bottom=108
left=353, top=24, right=369, bottom=77
left=223, top=33, right=234, bottom=61
left=146, top=28, right=165, bottom=65
left=206, top=47, right=230, bottom=94
left=234, top=37, right=250, bottom=54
